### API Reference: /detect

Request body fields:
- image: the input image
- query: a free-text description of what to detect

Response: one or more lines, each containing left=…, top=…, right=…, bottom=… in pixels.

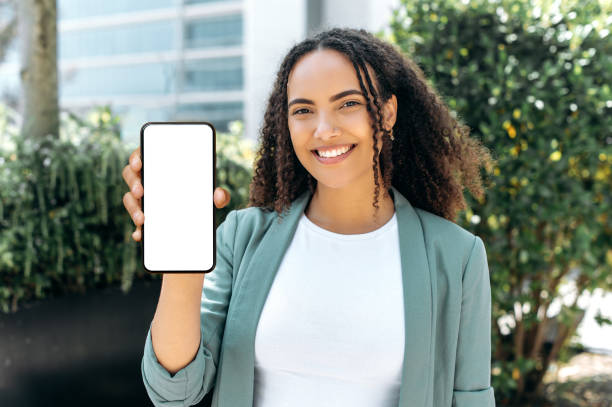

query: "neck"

left=305, top=183, right=395, bottom=234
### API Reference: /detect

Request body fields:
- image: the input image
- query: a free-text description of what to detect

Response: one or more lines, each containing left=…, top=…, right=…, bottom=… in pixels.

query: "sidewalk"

left=542, top=352, right=612, bottom=407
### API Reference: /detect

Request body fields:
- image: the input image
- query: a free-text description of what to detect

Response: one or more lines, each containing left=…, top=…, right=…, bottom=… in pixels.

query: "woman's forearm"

left=151, top=273, right=205, bottom=375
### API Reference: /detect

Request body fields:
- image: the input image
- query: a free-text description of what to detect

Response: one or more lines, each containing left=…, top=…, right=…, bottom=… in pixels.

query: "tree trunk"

left=16, top=0, right=58, bottom=139
left=0, top=6, right=17, bottom=63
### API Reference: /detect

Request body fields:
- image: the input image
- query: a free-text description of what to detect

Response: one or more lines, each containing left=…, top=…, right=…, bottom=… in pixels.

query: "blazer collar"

left=217, top=185, right=433, bottom=406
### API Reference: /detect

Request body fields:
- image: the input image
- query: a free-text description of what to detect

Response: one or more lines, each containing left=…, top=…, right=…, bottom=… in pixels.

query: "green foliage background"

left=384, top=0, right=611, bottom=402
left=0, top=105, right=254, bottom=313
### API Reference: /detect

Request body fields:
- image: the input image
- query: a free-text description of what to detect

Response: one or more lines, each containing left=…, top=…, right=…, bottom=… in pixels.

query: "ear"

left=384, top=94, right=398, bottom=131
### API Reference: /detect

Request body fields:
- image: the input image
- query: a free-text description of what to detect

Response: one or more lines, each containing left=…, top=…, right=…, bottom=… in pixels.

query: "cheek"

left=289, top=134, right=310, bottom=164
left=288, top=123, right=310, bottom=152
left=288, top=119, right=309, bottom=137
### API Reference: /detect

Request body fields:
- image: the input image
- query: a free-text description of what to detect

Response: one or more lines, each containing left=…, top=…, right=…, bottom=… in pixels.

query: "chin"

left=310, top=176, right=356, bottom=190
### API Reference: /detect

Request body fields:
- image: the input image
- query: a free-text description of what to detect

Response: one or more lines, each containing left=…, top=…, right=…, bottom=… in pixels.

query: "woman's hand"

left=122, top=146, right=231, bottom=241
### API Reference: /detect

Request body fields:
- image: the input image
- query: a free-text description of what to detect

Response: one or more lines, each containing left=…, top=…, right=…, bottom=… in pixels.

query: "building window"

left=61, top=62, right=177, bottom=97
left=184, top=0, right=240, bottom=5
left=175, top=101, right=243, bottom=132
left=58, top=0, right=178, bottom=21
left=182, top=57, right=242, bottom=92
left=184, top=14, right=242, bottom=49
left=60, top=20, right=177, bottom=59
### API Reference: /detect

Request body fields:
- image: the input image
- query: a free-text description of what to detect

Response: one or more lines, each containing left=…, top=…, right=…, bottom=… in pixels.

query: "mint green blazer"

left=141, top=185, right=496, bottom=407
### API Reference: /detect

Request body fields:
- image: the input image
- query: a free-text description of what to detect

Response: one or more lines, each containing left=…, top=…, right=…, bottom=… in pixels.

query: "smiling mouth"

left=311, top=144, right=357, bottom=164
left=311, top=144, right=357, bottom=157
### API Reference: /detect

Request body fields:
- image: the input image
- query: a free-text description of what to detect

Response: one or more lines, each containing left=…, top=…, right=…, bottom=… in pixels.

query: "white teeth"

left=317, top=145, right=352, bottom=158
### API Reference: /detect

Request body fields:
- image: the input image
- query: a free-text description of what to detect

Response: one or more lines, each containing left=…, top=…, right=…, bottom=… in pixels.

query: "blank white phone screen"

left=141, top=123, right=214, bottom=272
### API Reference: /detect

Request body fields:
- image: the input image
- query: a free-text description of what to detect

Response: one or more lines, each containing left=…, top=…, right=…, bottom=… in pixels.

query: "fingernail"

left=133, top=211, right=141, bottom=222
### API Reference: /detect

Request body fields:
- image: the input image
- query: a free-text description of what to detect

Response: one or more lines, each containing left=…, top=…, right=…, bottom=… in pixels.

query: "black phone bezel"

left=140, top=121, right=217, bottom=274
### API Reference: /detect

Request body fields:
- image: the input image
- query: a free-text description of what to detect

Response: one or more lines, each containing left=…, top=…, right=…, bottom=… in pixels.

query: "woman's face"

left=287, top=48, right=397, bottom=190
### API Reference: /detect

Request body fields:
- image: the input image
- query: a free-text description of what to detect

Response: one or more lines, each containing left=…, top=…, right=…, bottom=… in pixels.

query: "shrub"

left=0, top=105, right=254, bottom=313
left=388, top=0, right=612, bottom=402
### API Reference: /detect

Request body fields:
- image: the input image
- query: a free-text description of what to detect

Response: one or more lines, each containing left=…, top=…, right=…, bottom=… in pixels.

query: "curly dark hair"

left=248, top=27, right=496, bottom=223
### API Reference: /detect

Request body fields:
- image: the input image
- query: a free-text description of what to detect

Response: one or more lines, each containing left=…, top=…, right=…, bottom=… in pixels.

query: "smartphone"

left=140, top=122, right=216, bottom=274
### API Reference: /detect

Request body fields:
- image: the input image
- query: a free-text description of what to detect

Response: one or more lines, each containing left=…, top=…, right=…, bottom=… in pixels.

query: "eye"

left=342, top=100, right=360, bottom=108
left=292, top=108, right=310, bottom=115
left=291, top=101, right=360, bottom=116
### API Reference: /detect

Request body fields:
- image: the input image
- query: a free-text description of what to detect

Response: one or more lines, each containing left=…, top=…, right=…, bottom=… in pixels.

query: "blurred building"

left=0, top=0, right=398, bottom=145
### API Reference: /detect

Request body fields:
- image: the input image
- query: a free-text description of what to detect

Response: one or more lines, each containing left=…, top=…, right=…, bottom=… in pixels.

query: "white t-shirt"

left=253, top=210, right=405, bottom=407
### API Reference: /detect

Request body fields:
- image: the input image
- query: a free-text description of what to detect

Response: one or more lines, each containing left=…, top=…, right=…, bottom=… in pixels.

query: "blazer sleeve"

left=141, top=209, right=238, bottom=407
left=452, top=236, right=496, bottom=407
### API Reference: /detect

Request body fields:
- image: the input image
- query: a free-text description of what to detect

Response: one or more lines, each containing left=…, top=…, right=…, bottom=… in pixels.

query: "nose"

left=313, top=113, right=340, bottom=141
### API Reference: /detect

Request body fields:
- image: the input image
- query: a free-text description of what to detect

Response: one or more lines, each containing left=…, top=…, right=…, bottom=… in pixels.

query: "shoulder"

left=233, top=206, right=277, bottom=229
left=220, top=205, right=279, bottom=243
left=413, top=207, right=476, bottom=243
left=413, top=207, right=482, bottom=274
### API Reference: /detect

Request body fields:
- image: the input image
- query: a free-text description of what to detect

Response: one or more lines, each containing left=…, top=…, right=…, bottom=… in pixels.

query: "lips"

left=311, top=143, right=355, bottom=153
left=311, top=143, right=357, bottom=164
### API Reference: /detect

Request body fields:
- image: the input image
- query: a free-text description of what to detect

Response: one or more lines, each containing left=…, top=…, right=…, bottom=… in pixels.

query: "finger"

left=214, top=188, right=230, bottom=208
left=122, top=164, right=143, bottom=198
left=123, top=191, right=144, bottom=226
left=214, top=188, right=224, bottom=208
left=132, top=226, right=141, bottom=242
left=130, top=147, right=141, bottom=172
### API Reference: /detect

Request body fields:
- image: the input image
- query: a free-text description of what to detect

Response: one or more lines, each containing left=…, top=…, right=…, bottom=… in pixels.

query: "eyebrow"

left=287, top=89, right=364, bottom=109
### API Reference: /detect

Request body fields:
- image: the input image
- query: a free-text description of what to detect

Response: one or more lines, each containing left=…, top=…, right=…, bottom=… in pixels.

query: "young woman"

left=124, top=27, right=497, bottom=407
